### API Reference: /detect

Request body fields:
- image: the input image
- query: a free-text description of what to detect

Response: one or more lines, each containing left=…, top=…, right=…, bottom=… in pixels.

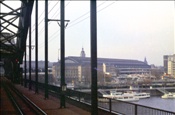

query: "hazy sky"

left=2, top=1, right=174, bottom=66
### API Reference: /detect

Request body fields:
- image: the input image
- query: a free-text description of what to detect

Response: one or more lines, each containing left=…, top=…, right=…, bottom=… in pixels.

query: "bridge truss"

left=0, top=0, right=34, bottom=82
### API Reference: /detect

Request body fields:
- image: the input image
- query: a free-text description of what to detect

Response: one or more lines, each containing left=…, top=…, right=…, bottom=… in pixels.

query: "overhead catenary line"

left=37, top=1, right=70, bottom=49
left=31, top=1, right=52, bottom=33
left=30, top=1, right=59, bottom=43
left=67, top=1, right=115, bottom=29
left=67, top=1, right=107, bottom=25
left=38, top=1, right=116, bottom=49
left=33, top=1, right=70, bottom=46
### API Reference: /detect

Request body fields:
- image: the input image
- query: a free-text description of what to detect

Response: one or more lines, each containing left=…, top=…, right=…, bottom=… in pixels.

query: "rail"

left=2, top=79, right=23, bottom=115
left=2, top=78, right=47, bottom=115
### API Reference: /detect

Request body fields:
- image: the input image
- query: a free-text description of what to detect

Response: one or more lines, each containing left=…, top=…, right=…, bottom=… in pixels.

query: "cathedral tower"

left=80, top=48, right=86, bottom=58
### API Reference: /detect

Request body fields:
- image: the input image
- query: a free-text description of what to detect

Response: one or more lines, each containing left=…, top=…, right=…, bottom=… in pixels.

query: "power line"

left=67, top=1, right=115, bottom=29
left=38, top=30, right=60, bottom=49
left=67, top=1, right=106, bottom=27
left=31, top=1, right=52, bottom=44
left=31, top=1, right=52, bottom=33
left=38, top=1, right=115, bottom=49
left=31, top=1, right=60, bottom=44
left=37, top=1, right=71, bottom=48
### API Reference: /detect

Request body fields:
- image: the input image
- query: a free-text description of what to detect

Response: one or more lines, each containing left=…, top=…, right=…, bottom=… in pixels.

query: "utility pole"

left=45, top=0, right=69, bottom=103
left=29, top=13, right=32, bottom=90
left=26, top=44, right=34, bottom=89
left=45, top=0, right=49, bottom=99
left=47, top=0, right=69, bottom=108
left=60, top=0, right=66, bottom=108
left=91, top=0, right=98, bottom=115
left=35, top=0, right=38, bottom=94
left=24, top=49, right=27, bottom=87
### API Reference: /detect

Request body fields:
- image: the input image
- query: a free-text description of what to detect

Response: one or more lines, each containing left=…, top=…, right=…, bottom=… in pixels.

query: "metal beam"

left=1, top=16, right=18, bottom=30
left=0, top=6, right=23, bottom=18
left=60, top=0, right=66, bottom=108
left=18, top=1, right=34, bottom=64
left=0, top=43, right=16, bottom=53
left=1, top=25, right=17, bottom=35
left=1, top=2, right=20, bottom=15
left=0, top=13, right=20, bottom=16
left=35, top=0, right=38, bottom=94
left=29, top=13, right=32, bottom=90
left=24, top=50, right=27, bottom=88
left=1, top=17, right=20, bottom=29
left=45, top=0, right=49, bottom=99
left=90, top=1, right=98, bottom=115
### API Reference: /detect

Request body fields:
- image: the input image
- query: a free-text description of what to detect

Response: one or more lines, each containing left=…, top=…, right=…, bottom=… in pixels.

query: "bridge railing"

left=98, top=97, right=175, bottom=115
left=26, top=80, right=175, bottom=115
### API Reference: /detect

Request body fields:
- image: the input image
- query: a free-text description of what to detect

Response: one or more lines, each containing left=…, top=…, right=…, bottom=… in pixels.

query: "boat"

left=104, top=90, right=123, bottom=99
left=98, top=98, right=109, bottom=102
left=113, top=94, right=139, bottom=102
left=99, top=90, right=114, bottom=99
left=161, top=92, right=175, bottom=99
left=99, top=90, right=139, bottom=102
left=110, top=91, right=139, bottom=102
left=110, top=90, right=123, bottom=95
left=123, top=91, right=150, bottom=99
left=134, top=92, right=150, bottom=98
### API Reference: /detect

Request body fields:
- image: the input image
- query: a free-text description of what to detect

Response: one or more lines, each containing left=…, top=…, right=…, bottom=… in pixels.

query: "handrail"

left=26, top=79, right=175, bottom=115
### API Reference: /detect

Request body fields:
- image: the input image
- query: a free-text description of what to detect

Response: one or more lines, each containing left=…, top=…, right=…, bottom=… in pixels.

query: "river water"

left=132, top=96, right=175, bottom=112
left=99, top=96, right=175, bottom=114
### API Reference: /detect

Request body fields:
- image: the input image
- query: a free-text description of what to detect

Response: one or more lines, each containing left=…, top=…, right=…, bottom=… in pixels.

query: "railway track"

left=1, top=77, right=47, bottom=115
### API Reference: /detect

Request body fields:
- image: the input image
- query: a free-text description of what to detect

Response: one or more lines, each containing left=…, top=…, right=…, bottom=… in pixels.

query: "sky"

left=1, top=1, right=175, bottom=66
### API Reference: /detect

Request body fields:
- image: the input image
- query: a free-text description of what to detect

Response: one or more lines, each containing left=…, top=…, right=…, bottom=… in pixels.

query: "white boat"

left=102, top=94, right=114, bottom=99
left=113, top=94, right=139, bottom=102
left=98, top=98, right=109, bottom=102
left=99, top=90, right=114, bottom=99
left=110, top=90, right=123, bottom=95
left=134, top=92, right=150, bottom=98
left=123, top=91, right=150, bottom=99
left=161, top=92, right=175, bottom=99
left=99, top=90, right=122, bottom=99
left=100, top=90, right=139, bottom=102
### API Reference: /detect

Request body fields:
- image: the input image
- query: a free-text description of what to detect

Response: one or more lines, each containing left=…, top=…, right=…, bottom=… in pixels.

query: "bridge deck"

left=0, top=83, right=90, bottom=115
left=16, top=84, right=91, bottom=115
left=0, top=84, right=17, bottom=114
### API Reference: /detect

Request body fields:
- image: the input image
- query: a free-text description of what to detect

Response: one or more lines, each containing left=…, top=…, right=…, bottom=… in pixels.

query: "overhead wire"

left=67, top=1, right=106, bottom=26
left=30, top=1, right=60, bottom=45
left=30, top=1, right=52, bottom=44
left=38, top=1, right=70, bottom=49
left=31, top=1, right=51, bottom=33
left=37, top=1, right=60, bottom=37
left=39, top=1, right=110, bottom=48
left=67, top=1, right=115, bottom=29
left=38, top=1, right=116, bottom=50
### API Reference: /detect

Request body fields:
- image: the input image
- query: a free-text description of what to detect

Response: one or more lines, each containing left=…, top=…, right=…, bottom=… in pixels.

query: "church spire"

left=144, top=57, right=148, bottom=64
left=80, top=47, right=86, bottom=58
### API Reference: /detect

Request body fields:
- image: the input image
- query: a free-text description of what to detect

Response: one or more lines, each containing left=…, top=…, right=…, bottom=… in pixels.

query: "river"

left=98, top=96, right=175, bottom=114
left=132, top=96, right=175, bottom=112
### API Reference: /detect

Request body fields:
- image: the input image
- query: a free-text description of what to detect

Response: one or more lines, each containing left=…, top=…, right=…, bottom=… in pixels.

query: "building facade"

left=163, top=55, right=169, bottom=74
left=22, top=61, right=53, bottom=72
left=52, top=49, right=151, bottom=84
left=164, top=54, right=175, bottom=77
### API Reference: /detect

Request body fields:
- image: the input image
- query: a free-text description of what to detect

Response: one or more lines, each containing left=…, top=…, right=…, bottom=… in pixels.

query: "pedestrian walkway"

left=14, top=85, right=90, bottom=115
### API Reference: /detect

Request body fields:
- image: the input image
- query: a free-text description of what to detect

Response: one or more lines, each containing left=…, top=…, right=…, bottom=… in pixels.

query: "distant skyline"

left=1, top=1, right=174, bottom=66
